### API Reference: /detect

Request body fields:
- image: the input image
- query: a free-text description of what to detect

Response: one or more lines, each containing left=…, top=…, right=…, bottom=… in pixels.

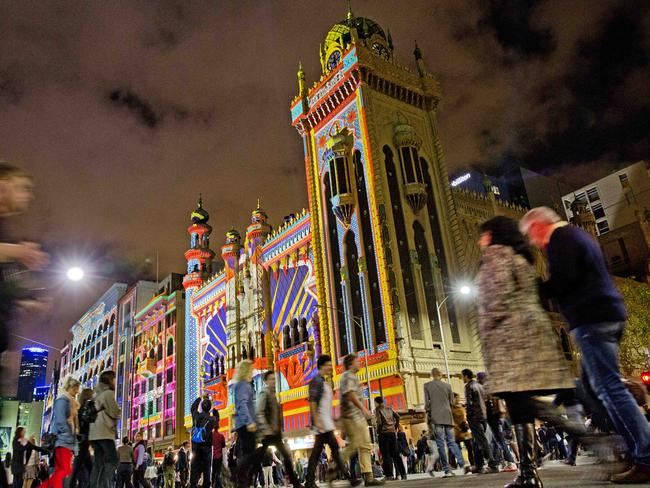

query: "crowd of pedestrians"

left=1, top=161, right=649, bottom=488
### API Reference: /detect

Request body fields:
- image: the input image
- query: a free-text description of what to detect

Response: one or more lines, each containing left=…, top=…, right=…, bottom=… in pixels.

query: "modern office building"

left=562, top=161, right=650, bottom=236
left=16, top=347, right=48, bottom=403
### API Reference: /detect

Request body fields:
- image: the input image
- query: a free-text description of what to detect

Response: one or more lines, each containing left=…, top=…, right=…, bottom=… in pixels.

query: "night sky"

left=0, top=0, right=648, bottom=384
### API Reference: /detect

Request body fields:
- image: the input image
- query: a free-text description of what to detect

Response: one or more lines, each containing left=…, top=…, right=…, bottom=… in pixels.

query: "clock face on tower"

left=327, top=50, right=341, bottom=70
left=372, top=42, right=390, bottom=60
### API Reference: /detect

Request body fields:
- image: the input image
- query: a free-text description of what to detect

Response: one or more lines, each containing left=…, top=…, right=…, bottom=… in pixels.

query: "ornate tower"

left=182, top=196, right=215, bottom=422
left=291, top=8, right=477, bottom=401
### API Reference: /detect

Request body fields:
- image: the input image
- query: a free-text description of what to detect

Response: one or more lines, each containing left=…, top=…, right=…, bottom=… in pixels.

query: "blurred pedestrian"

left=163, top=447, right=175, bottom=488
left=175, top=442, right=189, bottom=488
left=70, top=388, right=94, bottom=488
left=89, top=370, right=121, bottom=488
left=133, top=432, right=150, bottom=488
left=374, top=397, right=406, bottom=480
left=116, top=438, right=134, bottom=488
left=451, top=393, right=474, bottom=468
left=304, top=355, right=354, bottom=488
left=521, top=207, right=650, bottom=483
left=476, top=216, right=577, bottom=487
left=22, top=436, right=44, bottom=488
left=41, top=376, right=80, bottom=488
left=462, top=369, right=498, bottom=475
left=339, top=354, right=384, bottom=486
left=253, top=372, right=302, bottom=488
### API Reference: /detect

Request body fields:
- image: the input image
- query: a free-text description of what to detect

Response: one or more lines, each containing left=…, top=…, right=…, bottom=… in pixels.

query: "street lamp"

left=66, top=266, right=85, bottom=282
left=435, top=284, right=474, bottom=383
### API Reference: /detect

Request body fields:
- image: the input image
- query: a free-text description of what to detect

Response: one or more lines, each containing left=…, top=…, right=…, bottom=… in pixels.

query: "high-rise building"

left=17, top=347, right=48, bottom=402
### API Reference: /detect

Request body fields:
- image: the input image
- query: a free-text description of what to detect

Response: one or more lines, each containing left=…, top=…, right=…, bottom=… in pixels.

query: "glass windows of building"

left=134, top=383, right=139, bottom=397
left=597, top=220, right=610, bottom=234
left=155, top=423, right=161, bottom=439
left=619, top=173, right=629, bottom=187
left=148, top=377, right=154, bottom=390
left=166, top=393, right=173, bottom=409
left=165, top=420, right=173, bottom=437
left=156, top=396, right=162, bottom=412
left=157, top=372, right=163, bottom=388
left=166, top=367, right=173, bottom=383
left=140, top=403, right=145, bottom=417
left=148, top=400, right=154, bottom=415
left=591, top=202, right=606, bottom=219
left=586, top=187, right=600, bottom=202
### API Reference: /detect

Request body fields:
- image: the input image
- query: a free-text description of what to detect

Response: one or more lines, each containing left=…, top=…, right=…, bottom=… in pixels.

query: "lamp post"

left=316, top=304, right=373, bottom=413
left=435, top=285, right=473, bottom=383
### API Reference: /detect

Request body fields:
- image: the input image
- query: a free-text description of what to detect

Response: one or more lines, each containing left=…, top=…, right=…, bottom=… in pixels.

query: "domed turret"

left=320, top=5, right=391, bottom=73
left=191, top=195, right=210, bottom=224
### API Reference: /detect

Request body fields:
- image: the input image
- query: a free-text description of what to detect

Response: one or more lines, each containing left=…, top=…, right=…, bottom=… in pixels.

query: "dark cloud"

left=476, top=0, right=555, bottom=61
left=0, top=0, right=648, bottom=381
left=108, top=89, right=161, bottom=128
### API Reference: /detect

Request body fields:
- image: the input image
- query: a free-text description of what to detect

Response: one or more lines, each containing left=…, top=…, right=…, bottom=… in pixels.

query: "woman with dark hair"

left=476, top=216, right=575, bottom=488
left=89, top=370, right=120, bottom=488
left=70, top=388, right=94, bottom=488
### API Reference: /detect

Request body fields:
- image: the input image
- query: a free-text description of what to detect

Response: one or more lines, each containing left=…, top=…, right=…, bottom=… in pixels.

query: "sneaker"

left=489, top=465, right=500, bottom=474
left=442, top=471, right=455, bottom=478
left=400, top=475, right=407, bottom=481
left=502, top=463, right=518, bottom=472
left=472, top=467, right=489, bottom=474
left=611, top=464, right=650, bottom=484
left=349, top=479, right=362, bottom=487
left=463, top=466, right=472, bottom=475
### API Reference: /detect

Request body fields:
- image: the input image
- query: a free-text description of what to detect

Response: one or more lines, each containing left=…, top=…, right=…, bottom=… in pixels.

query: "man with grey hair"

left=424, top=368, right=469, bottom=477
left=521, top=206, right=650, bottom=483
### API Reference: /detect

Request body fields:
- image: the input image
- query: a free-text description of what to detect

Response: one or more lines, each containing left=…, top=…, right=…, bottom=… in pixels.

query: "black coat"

left=11, top=440, right=43, bottom=475
left=176, top=449, right=189, bottom=471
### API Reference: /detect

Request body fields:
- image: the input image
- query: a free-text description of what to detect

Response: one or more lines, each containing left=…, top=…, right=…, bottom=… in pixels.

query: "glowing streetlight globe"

left=459, top=285, right=472, bottom=295
left=67, top=267, right=85, bottom=282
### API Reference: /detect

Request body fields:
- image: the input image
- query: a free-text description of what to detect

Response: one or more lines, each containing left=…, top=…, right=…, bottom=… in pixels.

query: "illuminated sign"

left=451, top=173, right=471, bottom=187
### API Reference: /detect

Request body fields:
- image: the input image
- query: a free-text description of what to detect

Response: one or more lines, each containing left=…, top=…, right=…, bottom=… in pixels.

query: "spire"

left=298, top=62, right=307, bottom=97
left=346, top=0, right=354, bottom=20
left=414, top=40, right=426, bottom=77
left=413, top=40, right=422, bottom=60
left=197, top=193, right=203, bottom=208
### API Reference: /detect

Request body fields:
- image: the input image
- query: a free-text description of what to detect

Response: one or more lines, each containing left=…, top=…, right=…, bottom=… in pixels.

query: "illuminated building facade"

left=116, top=280, right=158, bottom=439
left=64, top=283, right=127, bottom=387
left=130, top=274, right=185, bottom=451
left=181, top=7, right=491, bottom=440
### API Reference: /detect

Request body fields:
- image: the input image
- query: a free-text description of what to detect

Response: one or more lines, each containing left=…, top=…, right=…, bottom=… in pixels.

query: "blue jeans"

left=572, top=322, right=650, bottom=466
left=433, top=425, right=465, bottom=473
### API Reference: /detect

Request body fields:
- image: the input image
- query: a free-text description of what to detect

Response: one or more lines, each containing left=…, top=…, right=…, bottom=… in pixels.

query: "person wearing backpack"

left=374, top=397, right=406, bottom=481
left=189, top=395, right=217, bottom=488
left=89, top=371, right=121, bottom=488
left=70, top=388, right=94, bottom=488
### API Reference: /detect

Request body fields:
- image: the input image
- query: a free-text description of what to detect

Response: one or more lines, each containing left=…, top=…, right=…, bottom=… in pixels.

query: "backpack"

left=191, top=419, right=208, bottom=444
left=79, top=399, right=102, bottom=425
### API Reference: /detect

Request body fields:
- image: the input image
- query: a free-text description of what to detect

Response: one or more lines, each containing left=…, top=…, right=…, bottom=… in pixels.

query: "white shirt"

left=318, top=381, right=336, bottom=433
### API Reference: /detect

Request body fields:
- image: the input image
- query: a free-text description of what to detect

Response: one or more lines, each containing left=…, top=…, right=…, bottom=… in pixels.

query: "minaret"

left=182, top=195, right=215, bottom=425
left=183, top=195, right=216, bottom=289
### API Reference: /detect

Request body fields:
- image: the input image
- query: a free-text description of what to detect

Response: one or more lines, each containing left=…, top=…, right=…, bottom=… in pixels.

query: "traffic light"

left=641, top=371, right=650, bottom=386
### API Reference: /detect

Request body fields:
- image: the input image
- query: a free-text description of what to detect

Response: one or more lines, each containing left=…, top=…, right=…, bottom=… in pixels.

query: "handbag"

left=41, top=433, right=57, bottom=453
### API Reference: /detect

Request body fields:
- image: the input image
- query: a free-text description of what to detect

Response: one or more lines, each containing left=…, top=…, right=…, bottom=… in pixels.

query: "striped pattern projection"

left=270, top=264, right=317, bottom=386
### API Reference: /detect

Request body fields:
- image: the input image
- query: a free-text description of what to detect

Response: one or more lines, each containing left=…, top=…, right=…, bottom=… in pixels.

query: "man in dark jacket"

left=253, top=371, right=303, bottom=488
left=190, top=396, right=217, bottom=488
left=374, top=397, right=406, bottom=480
left=462, top=369, right=498, bottom=474
left=175, top=442, right=189, bottom=488
left=522, top=207, right=650, bottom=483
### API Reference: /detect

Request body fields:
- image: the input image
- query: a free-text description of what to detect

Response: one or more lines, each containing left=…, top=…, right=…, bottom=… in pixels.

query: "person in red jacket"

left=211, top=410, right=225, bottom=488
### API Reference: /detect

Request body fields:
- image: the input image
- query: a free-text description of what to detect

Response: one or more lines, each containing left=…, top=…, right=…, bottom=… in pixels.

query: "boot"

left=504, top=424, right=543, bottom=488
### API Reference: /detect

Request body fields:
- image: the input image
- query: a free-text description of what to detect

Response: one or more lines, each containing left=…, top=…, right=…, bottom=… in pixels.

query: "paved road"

left=329, top=460, right=640, bottom=487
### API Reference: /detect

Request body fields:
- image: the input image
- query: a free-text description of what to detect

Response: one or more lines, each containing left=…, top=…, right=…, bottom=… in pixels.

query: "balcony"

left=137, top=358, right=156, bottom=378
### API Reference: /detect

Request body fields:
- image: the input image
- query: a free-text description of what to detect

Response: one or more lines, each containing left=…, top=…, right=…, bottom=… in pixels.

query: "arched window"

left=344, top=230, right=365, bottom=351
left=282, top=325, right=291, bottom=350
left=260, top=332, right=266, bottom=357
left=242, top=346, right=248, bottom=360
left=110, top=314, right=116, bottom=328
left=290, top=318, right=300, bottom=347
left=149, top=348, right=155, bottom=360
left=166, top=338, right=174, bottom=357
left=413, top=220, right=441, bottom=342
left=157, top=343, right=163, bottom=361
left=299, top=318, right=308, bottom=343
left=384, top=145, right=421, bottom=339
left=323, top=172, right=347, bottom=356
